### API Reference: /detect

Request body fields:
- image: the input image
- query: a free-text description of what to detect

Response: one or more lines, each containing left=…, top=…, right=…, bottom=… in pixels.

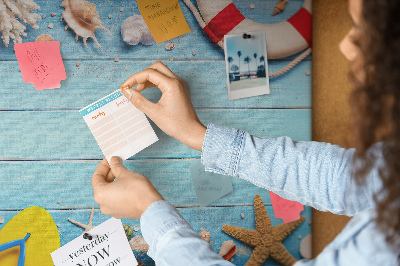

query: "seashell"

left=123, top=224, right=134, bottom=240
left=121, top=15, right=155, bottom=46
left=129, top=235, right=149, bottom=253
left=61, top=0, right=111, bottom=49
left=35, top=34, right=54, bottom=42
left=164, top=43, right=175, bottom=51
left=300, top=234, right=312, bottom=259
left=133, top=225, right=140, bottom=231
left=199, top=227, right=211, bottom=243
left=272, top=0, right=288, bottom=16
left=218, top=240, right=237, bottom=260
left=0, top=216, right=4, bottom=224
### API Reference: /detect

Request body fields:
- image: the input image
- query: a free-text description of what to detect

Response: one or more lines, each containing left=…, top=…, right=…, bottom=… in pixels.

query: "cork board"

left=312, top=0, right=353, bottom=257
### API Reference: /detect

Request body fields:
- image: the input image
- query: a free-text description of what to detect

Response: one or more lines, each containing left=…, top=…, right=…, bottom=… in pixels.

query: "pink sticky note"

left=270, top=191, right=304, bottom=223
left=14, top=41, right=67, bottom=90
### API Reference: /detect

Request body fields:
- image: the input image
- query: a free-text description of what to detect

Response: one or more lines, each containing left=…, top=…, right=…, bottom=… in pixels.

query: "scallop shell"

left=218, top=240, right=236, bottom=260
left=61, top=0, right=111, bottom=49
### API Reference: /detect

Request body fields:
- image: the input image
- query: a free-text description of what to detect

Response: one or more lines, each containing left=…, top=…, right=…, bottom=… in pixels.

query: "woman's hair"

left=349, top=0, right=400, bottom=252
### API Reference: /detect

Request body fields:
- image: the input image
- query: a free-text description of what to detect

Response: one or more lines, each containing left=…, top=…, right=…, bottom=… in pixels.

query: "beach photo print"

left=224, top=31, right=270, bottom=100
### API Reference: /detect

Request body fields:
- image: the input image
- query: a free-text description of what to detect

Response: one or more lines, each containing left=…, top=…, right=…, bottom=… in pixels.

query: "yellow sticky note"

left=137, top=0, right=191, bottom=43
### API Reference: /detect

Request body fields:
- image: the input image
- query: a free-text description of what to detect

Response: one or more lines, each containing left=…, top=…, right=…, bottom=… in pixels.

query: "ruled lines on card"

left=80, top=90, right=158, bottom=162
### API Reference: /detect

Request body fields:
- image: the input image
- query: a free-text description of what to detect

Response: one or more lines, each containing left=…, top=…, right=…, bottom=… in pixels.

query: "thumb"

left=109, top=156, right=129, bottom=178
left=122, top=89, right=155, bottom=116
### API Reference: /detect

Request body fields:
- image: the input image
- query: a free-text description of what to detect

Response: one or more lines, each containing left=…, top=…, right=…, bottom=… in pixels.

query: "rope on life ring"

left=182, top=0, right=312, bottom=77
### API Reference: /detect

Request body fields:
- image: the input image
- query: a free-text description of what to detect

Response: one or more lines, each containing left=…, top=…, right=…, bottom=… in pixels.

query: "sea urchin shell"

left=61, top=0, right=111, bottom=49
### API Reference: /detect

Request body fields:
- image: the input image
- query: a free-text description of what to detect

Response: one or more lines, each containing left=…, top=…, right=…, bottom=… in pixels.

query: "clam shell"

left=61, top=0, right=111, bottom=49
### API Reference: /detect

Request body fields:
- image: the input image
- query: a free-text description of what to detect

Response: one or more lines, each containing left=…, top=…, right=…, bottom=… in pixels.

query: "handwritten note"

left=51, top=218, right=137, bottom=266
left=80, top=90, right=158, bottom=163
left=137, top=0, right=191, bottom=43
left=14, top=41, right=67, bottom=90
left=190, top=161, right=233, bottom=207
left=269, top=191, right=304, bottom=223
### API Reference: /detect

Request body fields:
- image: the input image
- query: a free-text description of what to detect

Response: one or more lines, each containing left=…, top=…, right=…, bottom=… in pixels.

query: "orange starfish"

left=222, top=195, right=305, bottom=266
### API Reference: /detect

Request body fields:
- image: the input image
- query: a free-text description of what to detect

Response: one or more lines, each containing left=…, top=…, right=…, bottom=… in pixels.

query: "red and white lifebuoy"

left=183, top=0, right=312, bottom=77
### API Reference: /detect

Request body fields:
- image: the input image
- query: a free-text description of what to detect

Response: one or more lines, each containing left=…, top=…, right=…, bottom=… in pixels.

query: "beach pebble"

left=241, top=213, right=245, bottom=219
left=250, top=3, right=255, bottom=9
left=114, top=58, right=119, bottom=62
left=57, top=200, right=61, bottom=204
left=0, top=216, right=4, bottom=224
left=51, top=12, right=56, bottom=17
left=108, top=14, right=112, bottom=19
left=76, top=62, right=80, bottom=67
left=120, top=7, right=124, bottom=12
left=217, top=69, right=220, bottom=73
left=300, top=234, right=312, bottom=259
left=48, top=23, right=54, bottom=29
left=43, top=14, right=46, bottom=19
left=57, top=224, right=60, bottom=227
left=134, top=225, right=140, bottom=231
left=305, top=70, right=311, bottom=76
left=164, top=43, right=175, bottom=51
left=192, top=51, right=196, bottom=56
left=199, top=228, right=211, bottom=243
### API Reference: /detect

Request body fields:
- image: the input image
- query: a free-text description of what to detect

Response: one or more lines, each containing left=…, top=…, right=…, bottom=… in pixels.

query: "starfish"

left=222, top=195, right=305, bottom=266
left=68, top=207, right=95, bottom=234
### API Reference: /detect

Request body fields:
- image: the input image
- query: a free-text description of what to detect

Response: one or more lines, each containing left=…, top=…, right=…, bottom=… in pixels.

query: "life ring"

left=183, top=0, right=312, bottom=77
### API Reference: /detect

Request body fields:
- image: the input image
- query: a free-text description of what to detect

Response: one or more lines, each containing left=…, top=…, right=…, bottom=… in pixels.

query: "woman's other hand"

left=120, top=61, right=206, bottom=152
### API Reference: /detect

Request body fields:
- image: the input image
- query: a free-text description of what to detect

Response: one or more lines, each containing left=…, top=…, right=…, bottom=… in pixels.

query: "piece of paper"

left=137, top=0, right=191, bottom=43
left=14, top=41, right=67, bottom=90
left=80, top=90, right=158, bottom=162
left=190, top=161, right=233, bottom=207
left=51, top=218, right=137, bottom=266
left=224, top=31, right=270, bottom=100
left=269, top=191, right=304, bottom=223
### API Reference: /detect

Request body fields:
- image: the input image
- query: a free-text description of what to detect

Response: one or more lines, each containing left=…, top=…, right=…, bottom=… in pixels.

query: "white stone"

left=300, top=234, right=312, bottom=259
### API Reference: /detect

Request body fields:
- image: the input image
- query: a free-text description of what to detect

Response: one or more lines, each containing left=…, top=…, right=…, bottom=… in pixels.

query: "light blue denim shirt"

left=140, top=124, right=399, bottom=265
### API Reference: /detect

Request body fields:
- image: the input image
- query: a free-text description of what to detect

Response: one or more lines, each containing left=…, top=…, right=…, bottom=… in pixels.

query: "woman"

left=91, top=0, right=400, bottom=264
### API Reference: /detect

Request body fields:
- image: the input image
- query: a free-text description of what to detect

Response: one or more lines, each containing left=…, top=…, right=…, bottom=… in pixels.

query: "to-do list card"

left=80, top=90, right=158, bottom=162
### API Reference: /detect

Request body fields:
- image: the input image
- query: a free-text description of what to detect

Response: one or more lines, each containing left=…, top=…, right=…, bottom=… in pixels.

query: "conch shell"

left=218, top=240, right=237, bottom=260
left=272, top=0, right=288, bottom=16
left=61, top=0, right=111, bottom=49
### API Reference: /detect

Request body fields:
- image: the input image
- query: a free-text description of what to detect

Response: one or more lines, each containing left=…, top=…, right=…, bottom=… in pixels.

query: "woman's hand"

left=91, top=157, right=164, bottom=220
left=120, top=61, right=206, bottom=152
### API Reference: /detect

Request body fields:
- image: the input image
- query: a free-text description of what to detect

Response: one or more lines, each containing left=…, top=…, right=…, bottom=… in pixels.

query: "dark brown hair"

left=349, top=0, right=400, bottom=253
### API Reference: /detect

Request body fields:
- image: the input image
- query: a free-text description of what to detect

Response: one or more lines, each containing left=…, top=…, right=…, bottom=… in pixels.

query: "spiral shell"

left=218, top=240, right=236, bottom=260
left=61, top=0, right=111, bottom=49
left=272, top=0, right=288, bottom=16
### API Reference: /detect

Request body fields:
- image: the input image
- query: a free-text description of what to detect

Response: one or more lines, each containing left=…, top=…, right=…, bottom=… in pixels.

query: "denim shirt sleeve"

left=201, top=124, right=383, bottom=216
left=140, top=200, right=234, bottom=266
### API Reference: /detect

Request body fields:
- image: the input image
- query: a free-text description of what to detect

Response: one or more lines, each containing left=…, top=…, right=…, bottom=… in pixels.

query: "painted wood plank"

left=0, top=205, right=312, bottom=265
left=0, top=159, right=313, bottom=208
left=0, top=109, right=311, bottom=159
left=0, top=0, right=309, bottom=61
left=0, top=60, right=311, bottom=109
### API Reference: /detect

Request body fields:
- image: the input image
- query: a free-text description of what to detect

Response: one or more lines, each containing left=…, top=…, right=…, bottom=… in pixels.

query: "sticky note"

left=14, top=41, right=67, bottom=90
left=190, top=161, right=233, bottom=207
left=137, top=0, right=191, bottom=43
left=80, top=90, right=158, bottom=162
left=269, top=191, right=304, bottom=223
left=51, top=218, right=137, bottom=266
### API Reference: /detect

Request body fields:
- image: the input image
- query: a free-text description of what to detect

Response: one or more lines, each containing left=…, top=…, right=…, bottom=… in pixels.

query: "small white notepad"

left=80, top=90, right=158, bottom=162
left=51, top=218, right=137, bottom=266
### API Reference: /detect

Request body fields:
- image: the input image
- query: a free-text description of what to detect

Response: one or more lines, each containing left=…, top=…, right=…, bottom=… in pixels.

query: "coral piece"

left=61, top=0, right=111, bottom=49
left=121, top=15, right=155, bottom=46
left=129, top=235, right=149, bottom=253
left=272, top=0, right=288, bottom=16
left=219, top=240, right=237, bottom=260
left=68, top=207, right=95, bottom=234
left=222, top=195, right=305, bottom=266
left=0, top=0, right=41, bottom=47
left=123, top=224, right=134, bottom=240
left=34, top=34, right=54, bottom=41
left=300, top=234, right=312, bottom=259
left=199, top=227, right=211, bottom=243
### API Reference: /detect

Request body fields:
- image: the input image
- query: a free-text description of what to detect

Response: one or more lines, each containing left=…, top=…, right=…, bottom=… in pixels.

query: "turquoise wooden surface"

left=0, top=0, right=312, bottom=265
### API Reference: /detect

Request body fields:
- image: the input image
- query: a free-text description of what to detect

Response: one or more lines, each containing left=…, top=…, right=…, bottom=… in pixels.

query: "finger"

left=147, top=61, right=178, bottom=79
left=136, top=81, right=156, bottom=92
left=92, top=158, right=110, bottom=190
left=121, top=89, right=158, bottom=117
left=109, top=156, right=130, bottom=178
left=105, top=169, right=116, bottom=183
left=120, top=68, right=172, bottom=93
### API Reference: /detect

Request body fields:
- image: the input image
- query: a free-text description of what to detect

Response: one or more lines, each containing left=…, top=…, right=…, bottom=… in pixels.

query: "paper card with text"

left=51, top=218, right=137, bottom=266
left=14, top=41, right=67, bottom=90
left=80, top=90, right=158, bottom=162
left=190, top=161, right=233, bottom=207
left=137, top=0, right=191, bottom=43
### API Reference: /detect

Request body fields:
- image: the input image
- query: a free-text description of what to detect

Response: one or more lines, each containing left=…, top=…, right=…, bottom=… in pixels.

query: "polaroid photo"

left=224, top=31, right=270, bottom=100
